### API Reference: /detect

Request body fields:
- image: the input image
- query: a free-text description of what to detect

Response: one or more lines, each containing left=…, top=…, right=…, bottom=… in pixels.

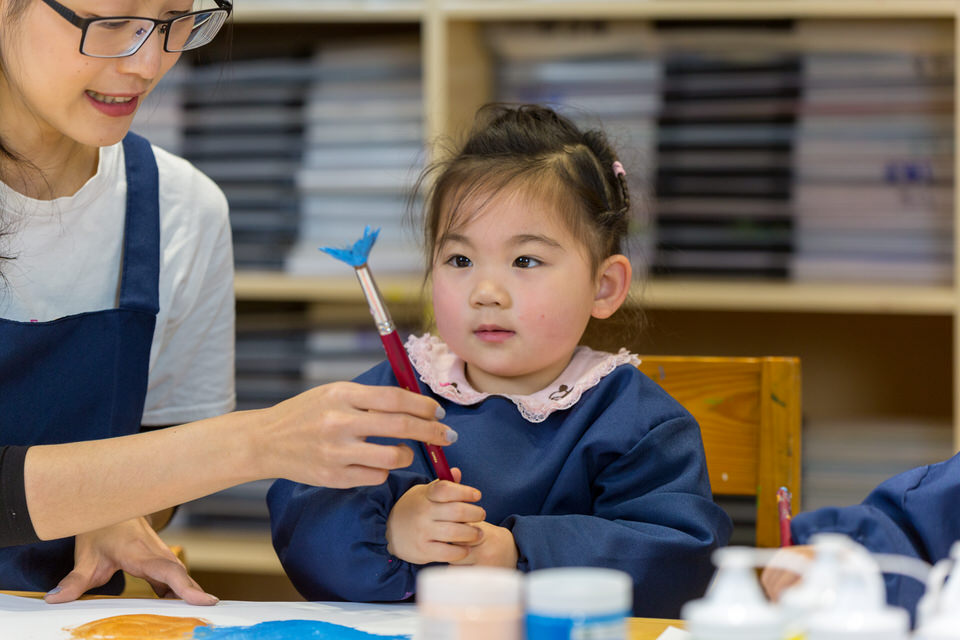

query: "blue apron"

left=0, top=133, right=160, bottom=593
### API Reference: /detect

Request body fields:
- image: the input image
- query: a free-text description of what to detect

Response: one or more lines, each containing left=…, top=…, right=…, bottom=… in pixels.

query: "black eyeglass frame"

left=41, top=0, right=233, bottom=58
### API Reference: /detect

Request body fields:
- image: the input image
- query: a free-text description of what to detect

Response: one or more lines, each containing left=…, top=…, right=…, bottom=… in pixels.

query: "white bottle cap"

left=525, top=567, right=632, bottom=617
left=417, top=566, right=523, bottom=607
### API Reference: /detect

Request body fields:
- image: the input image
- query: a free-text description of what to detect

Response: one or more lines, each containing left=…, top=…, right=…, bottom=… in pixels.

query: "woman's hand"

left=449, top=521, right=519, bottom=569
left=44, top=518, right=217, bottom=605
left=253, top=382, right=457, bottom=490
left=385, top=468, right=484, bottom=565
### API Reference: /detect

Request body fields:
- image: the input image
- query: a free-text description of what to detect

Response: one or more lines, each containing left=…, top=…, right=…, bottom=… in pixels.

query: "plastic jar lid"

left=417, top=566, right=523, bottom=607
left=525, top=567, right=632, bottom=617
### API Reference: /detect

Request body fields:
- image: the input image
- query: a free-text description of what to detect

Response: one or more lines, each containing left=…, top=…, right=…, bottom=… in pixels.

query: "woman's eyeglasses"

left=41, top=0, right=232, bottom=58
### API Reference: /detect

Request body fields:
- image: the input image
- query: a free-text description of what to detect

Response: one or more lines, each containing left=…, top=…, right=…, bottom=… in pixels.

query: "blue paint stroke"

left=193, top=619, right=410, bottom=640
left=319, top=226, right=380, bottom=267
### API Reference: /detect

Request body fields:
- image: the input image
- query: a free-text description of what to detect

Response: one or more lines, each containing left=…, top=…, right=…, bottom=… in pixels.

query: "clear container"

left=415, top=566, right=523, bottom=640
left=525, top=567, right=632, bottom=640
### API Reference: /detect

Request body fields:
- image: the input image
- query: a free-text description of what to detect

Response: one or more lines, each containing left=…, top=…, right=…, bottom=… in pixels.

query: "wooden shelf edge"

left=440, top=0, right=958, bottom=20
left=236, top=272, right=957, bottom=315
left=160, top=528, right=284, bottom=575
left=641, top=280, right=957, bottom=315
left=233, top=1, right=425, bottom=23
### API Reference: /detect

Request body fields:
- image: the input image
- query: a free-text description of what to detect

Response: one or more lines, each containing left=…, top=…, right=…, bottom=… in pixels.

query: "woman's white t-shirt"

left=0, top=141, right=236, bottom=426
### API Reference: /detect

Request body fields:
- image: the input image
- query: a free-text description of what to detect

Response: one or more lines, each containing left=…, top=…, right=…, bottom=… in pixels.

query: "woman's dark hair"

left=412, top=103, right=645, bottom=348
left=0, top=0, right=33, bottom=276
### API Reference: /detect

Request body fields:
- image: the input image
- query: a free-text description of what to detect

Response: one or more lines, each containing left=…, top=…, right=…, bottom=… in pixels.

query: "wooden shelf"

left=235, top=272, right=956, bottom=315
left=234, top=1, right=424, bottom=23
left=234, top=1, right=958, bottom=22
left=160, top=528, right=283, bottom=575
left=235, top=271, right=425, bottom=304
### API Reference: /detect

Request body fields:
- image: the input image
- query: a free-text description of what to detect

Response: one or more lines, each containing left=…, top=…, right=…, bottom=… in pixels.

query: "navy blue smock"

left=0, top=133, right=160, bottom=593
left=792, top=451, right=960, bottom=622
left=269, top=359, right=732, bottom=618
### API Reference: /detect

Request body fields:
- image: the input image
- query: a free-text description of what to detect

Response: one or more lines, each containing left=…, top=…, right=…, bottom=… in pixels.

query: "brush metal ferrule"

left=354, top=265, right=395, bottom=336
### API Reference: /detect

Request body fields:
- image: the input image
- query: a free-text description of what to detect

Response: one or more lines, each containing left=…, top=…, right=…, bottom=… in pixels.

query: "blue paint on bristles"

left=319, top=226, right=380, bottom=268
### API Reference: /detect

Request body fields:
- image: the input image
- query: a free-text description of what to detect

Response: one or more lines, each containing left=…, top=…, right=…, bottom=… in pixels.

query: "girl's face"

left=431, top=189, right=610, bottom=396
left=0, top=0, right=186, bottom=151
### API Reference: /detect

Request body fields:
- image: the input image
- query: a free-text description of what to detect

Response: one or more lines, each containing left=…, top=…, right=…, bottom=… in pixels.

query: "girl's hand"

left=449, top=521, right=519, bottom=569
left=385, top=468, right=484, bottom=565
left=44, top=518, right=217, bottom=605
left=254, top=382, right=457, bottom=489
left=760, top=545, right=816, bottom=602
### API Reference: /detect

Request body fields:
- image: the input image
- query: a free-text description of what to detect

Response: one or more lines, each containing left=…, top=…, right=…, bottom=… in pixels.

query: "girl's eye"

left=513, top=256, right=541, bottom=268
left=446, top=255, right=472, bottom=268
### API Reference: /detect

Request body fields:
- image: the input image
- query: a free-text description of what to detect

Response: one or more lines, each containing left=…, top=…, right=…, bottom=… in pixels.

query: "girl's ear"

left=591, top=254, right=632, bottom=319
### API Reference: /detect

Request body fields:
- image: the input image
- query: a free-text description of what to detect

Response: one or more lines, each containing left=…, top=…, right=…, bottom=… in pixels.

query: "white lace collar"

left=405, top=333, right=641, bottom=423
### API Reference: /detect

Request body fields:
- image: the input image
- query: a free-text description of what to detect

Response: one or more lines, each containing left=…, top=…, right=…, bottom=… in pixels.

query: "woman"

left=0, top=0, right=455, bottom=605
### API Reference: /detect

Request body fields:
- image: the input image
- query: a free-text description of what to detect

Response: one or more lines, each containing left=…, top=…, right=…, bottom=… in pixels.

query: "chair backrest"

left=636, top=356, right=801, bottom=548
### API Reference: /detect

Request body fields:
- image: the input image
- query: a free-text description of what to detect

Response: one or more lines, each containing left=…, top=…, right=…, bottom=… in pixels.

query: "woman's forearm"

left=24, top=410, right=264, bottom=541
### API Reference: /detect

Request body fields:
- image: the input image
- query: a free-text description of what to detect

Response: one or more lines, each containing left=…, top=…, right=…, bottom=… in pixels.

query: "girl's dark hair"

left=413, top=103, right=645, bottom=349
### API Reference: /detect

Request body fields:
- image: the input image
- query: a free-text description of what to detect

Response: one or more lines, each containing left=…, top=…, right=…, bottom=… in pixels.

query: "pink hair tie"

left=612, top=161, right=626, bottom=177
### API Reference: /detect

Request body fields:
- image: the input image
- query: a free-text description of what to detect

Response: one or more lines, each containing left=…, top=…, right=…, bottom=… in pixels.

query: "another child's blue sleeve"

left=792, top=451, right=960, bottom=619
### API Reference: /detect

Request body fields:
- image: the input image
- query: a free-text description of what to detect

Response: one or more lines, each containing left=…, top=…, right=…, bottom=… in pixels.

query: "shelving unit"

left=161, top=0, right=960, bottom=596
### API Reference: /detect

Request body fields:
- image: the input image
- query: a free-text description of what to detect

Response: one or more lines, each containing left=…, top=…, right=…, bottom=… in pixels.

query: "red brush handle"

left=380, top=331, right=454, bottom=482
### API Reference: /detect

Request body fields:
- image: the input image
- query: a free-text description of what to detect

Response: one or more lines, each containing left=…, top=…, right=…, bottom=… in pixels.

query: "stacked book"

left=180, top=56, right=313, bottom=270
left=286, top=37, right=425, bottom=276
left=802, top=417, right=952, bottom=510
left=791, top=20, right=955, bottom=284
left=652, top=21, right=799, bottom=278
left=485, top=22, right=661, bottom=275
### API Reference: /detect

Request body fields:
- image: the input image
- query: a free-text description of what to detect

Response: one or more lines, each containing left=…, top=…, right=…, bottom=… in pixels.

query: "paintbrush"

left=321, top=226, right=455, bottom=482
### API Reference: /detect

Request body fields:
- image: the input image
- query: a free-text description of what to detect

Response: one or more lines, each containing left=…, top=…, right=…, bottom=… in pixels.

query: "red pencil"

left=776, top=486, right=793, bottom=547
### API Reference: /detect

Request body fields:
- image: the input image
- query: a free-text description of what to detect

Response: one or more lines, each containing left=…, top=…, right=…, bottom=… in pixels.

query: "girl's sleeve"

left=267, top=470, right=430, bottom=602
left=266, top=358, right=435, bottom=602
left=502, top=413, right=732, bottom=619
left=791, top=452, right=960, bottom=618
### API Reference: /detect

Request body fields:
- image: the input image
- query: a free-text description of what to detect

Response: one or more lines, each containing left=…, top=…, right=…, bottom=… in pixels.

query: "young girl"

left=0, top=0, right=453, bottom=604
left=268, top=104, right=732, bottom=618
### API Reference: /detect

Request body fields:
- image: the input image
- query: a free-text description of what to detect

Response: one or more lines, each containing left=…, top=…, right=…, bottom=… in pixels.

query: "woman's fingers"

left=138, top=558, right=218, bottom=605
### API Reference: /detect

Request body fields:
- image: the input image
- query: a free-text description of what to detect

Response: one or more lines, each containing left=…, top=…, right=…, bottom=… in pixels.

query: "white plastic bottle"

left=681, top=546, right=784, bottom=640
left=415, top=566, right=523, bottom=640
left=778, top=533, right=857, bottom=639
left=803, top=547, right=909, bottom=640
left=915, top=541, right=960, bottom=640
left=525, top=567, right=632, bottom=640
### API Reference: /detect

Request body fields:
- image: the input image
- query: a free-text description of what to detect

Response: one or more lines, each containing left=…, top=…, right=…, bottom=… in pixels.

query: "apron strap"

left=118, top=133, right=160, bottom=314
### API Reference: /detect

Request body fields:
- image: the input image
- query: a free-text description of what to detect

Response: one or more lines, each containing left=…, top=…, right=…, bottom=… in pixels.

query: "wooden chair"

left=636, top=356, right=801, bottom=548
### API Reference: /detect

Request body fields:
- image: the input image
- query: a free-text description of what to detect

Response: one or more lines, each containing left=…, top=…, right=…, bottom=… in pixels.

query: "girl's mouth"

left=474, top=327, right=515, bottom=343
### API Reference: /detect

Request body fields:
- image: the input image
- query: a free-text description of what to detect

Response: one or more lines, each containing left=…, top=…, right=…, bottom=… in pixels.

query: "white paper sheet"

left=0, top=594, right=417, bottom=639
left=655, top=625, right=692, bottom=640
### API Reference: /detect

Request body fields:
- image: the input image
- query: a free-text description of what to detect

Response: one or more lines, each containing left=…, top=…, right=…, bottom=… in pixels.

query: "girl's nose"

left=469, top=278, right=510, bottom=308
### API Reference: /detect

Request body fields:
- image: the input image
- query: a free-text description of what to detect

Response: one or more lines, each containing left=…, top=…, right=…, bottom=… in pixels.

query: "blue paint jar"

left=525, top=568, right=632, bottom=640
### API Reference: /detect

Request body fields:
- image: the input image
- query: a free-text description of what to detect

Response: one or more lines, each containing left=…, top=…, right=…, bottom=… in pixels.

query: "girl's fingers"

left=432, top=522, right=484, bottom=545
left=427, top=479, right=480, bottom=504
left=430, top=501, right=486, bottom=524
left=420, top=541, right=471, bottom=564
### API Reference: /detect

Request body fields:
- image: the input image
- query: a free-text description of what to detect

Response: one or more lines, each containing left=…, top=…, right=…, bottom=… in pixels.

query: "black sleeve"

left=0, top=445, right=40, bottom=547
